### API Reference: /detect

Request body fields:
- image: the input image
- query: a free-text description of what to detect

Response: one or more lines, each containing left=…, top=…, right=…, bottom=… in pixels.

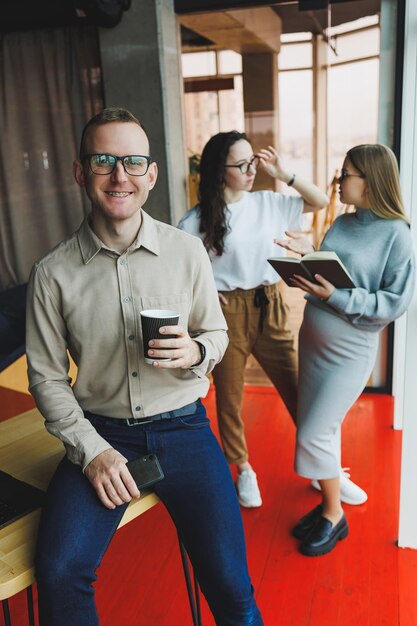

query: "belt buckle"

left=126, top=417, right=151, bottom=427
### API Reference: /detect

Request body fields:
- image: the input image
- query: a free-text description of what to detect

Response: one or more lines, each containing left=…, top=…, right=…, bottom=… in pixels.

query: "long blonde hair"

left=347, top=144, right=409, bottom=223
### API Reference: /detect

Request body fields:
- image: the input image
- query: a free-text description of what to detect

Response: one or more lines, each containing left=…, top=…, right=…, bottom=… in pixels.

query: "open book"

left=268, top=251, right=355, bottom=288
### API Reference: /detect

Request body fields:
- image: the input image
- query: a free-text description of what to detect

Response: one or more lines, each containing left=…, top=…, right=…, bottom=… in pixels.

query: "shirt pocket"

left=139, top=293, right=190, bottom=328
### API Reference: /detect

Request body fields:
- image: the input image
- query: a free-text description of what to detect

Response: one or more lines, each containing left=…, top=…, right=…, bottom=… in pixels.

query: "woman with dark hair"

left=277, top=144, right=415, bottom=555
left=178, top=131, right=328, bottom=507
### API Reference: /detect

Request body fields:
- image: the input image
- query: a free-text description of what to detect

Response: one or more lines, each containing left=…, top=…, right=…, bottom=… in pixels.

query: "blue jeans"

left=35, top=401, right=263, bottom=626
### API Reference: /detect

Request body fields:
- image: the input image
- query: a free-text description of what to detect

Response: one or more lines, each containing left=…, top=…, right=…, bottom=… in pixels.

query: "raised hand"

left=257, top=146, right=288, bottom=180
left=257, top=149, right=329, bottom=212
left=274, top=231, right=315, bottom=256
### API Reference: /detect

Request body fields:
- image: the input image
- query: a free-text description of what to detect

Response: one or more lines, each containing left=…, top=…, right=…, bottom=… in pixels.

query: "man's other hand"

left=85, top=449, right=141, bottom=509
left=147, top=325, right=201, bottom=369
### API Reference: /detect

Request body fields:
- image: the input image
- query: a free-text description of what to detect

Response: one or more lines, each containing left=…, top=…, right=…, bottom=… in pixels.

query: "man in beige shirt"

left=26, top=108, right=264, bottom=626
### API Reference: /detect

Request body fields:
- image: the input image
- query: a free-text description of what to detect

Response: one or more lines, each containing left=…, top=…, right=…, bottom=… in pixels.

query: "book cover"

left=268, top=251, right=355, bottom=289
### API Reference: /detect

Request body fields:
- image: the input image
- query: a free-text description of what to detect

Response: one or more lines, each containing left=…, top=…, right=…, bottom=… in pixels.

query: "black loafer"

left=300, top=513, right=348, bottom=556
left=292, top=505, right=323, bottom=540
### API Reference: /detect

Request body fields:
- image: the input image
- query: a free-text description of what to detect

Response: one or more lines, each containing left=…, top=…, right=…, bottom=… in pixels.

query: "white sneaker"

left=236, top=469, right=262, bottom=508
left=311, top=468, right=368, bottom=505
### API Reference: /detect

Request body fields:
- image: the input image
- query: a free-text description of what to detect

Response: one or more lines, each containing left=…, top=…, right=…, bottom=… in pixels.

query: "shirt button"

left=135, top=406, right=141, bottom=411
left=132, top=371, right=138, bottom=377
left=128, top=335, right=135, bottom=340
left=120, top=258, right=127, bottom=265
left=123, top=297, right=131, bottom=303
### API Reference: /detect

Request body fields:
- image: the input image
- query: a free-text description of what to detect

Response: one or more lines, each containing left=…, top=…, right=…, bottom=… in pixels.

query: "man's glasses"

left=83, top=154, right=153, bottom=176
left=339, top=169, right=365, bottom=182
left=224, top=155, right=260, bottom=174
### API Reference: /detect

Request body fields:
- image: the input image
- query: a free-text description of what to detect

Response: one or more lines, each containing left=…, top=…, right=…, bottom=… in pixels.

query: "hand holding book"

left=270, top=233, right=355, bottom=292
left=286, top=271, right=336, bottom=301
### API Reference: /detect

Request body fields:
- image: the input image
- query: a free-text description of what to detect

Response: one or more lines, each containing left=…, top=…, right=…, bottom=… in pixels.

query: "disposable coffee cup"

left=140, top=309, right=179, bottom=365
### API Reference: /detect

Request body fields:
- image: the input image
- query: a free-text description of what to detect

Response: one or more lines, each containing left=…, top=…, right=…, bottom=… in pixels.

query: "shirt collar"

left=133, top=210, right=160, bottom=256
left=77, top=210, right=160, bottom=264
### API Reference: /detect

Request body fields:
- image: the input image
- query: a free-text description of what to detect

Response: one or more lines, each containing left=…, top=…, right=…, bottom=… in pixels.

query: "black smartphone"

left=126, top=454, right=164, bottom=490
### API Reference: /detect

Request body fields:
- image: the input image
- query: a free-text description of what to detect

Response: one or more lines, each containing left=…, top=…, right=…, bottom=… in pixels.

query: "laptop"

left=0, top=470, right=45, bottom=530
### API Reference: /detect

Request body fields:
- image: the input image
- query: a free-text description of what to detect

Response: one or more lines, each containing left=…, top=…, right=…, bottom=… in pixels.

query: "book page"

left=302, top=251, right=339, bottom=261
left=268, top=257, right=301, bottom=264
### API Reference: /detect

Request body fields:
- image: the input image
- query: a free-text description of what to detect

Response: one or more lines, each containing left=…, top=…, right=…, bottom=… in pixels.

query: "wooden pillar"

left=242, top=51, right=279, bottom=191
left=312, top=34, right=328, bottom=190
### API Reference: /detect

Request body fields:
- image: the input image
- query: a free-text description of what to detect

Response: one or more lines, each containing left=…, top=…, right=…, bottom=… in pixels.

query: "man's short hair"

left=79, top=107, right=148, bottom=159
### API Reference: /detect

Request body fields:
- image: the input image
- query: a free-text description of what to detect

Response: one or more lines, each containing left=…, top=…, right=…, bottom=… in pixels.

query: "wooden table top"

left=0, top=408, right=160, bottom=600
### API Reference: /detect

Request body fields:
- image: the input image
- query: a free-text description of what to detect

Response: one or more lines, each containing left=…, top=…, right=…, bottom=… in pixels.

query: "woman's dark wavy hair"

left=198, top=131, right=248, bottom=255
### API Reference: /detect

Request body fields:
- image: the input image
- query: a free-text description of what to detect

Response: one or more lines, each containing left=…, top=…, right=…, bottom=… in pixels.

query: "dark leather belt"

left=87, top=401, right=199, bottom=427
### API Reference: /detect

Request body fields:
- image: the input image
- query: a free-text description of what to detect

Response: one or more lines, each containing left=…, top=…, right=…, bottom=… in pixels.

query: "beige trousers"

left=212, top=283, right=298, bottom=465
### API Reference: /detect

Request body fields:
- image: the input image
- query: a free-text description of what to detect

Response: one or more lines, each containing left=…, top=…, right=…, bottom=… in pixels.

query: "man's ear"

left=73, top=160, right=86, bottom=187
left=148, top=161, right=158, bottom=190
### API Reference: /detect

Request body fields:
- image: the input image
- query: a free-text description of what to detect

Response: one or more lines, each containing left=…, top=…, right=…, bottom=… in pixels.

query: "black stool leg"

left=177, top=534, right=202, bottom=626
left=2, top=599, right=12, bottom=626
left=193, top=569, right=202, bottom=626
left=27, top=586, right=35, bottom=626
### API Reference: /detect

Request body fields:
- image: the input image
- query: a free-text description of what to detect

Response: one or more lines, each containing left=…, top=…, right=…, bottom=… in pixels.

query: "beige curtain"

left=0, top=25, right=103, bottom=290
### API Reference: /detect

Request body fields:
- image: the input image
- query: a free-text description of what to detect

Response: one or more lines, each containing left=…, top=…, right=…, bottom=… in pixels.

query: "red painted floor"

left=2, top=386, right=417, bottom=626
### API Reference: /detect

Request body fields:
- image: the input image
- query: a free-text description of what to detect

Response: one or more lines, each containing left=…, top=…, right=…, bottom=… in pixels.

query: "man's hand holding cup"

left=140, top=309, right=201, bottom=369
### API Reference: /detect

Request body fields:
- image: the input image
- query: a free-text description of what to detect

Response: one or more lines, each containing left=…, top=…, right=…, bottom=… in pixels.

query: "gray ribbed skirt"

left=295, top=302, right=379, bottom=479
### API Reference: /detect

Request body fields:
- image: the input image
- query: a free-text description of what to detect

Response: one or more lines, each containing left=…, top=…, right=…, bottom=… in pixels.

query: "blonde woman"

left=277, top=144, right=415, bottom=556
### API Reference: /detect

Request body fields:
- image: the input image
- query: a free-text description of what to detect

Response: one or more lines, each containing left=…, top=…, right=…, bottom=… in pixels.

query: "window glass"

left=328, top=57, right=379, bottom=182
left=329, top=15, right=379, bottom=37
left=281, top=32, right=312, bottom=43
left=279, top=43, right=312, bottom=70
left=182, top=52, right=216, bottom=78
left=329, top=27, right=380, bottom=65
left=218, top=50, right=242, bottom=75
left=279, top=69, right=313, bottom=188
left=218, top=75, right=244, bottom=132
left=184, top=90, right=219, bottom=156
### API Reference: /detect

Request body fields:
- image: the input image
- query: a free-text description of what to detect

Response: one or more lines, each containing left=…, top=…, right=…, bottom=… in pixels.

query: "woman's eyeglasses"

left=224, top=156, right=260, bottom=174
left=339, top=169, right=365, bottom=182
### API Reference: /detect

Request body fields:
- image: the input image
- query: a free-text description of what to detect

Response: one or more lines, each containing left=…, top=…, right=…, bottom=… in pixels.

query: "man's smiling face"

left=73, top=121, right=157, bottom=223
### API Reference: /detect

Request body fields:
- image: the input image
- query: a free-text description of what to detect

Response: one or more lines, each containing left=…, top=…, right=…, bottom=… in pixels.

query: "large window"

left=327, top=16, right=380, bottom=181
left=278, top=33, right=313, bottom=189
left=181, top=15, right=380, bottom=199
left=182, top=50, right=244, bottom=157
left=278, top=17, right=380, bottom=190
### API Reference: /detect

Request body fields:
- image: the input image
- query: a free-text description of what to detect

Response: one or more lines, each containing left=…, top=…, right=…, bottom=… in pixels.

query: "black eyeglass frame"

left=83, top=153, right=153, bottom=176
left=224, top=155, right=260, bottom=175
left=339, top=169, right=365, bottom=182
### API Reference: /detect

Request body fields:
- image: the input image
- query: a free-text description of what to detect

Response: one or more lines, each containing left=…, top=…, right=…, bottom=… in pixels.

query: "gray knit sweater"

left=308, top=208, right=415, bottom=331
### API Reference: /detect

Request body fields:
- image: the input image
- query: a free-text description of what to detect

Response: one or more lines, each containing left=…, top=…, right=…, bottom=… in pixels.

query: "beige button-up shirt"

left=26, top=211, right=228, bottom=469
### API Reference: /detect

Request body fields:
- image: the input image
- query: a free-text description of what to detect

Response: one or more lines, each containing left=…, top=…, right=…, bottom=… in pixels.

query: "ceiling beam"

left=179, top=6, right=282, bottom=54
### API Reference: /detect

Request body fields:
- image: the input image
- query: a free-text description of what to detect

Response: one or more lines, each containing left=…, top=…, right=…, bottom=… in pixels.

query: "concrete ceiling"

left=180, top=6, right=283, bottom=54
left=179, top=0, right=381, bottom=51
